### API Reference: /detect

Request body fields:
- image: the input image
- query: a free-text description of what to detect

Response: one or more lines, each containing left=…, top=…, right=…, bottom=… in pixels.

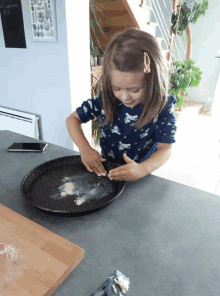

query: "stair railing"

left=167, top=0, right=184, bottom=72
left=147, top=0, right=186, bottom=70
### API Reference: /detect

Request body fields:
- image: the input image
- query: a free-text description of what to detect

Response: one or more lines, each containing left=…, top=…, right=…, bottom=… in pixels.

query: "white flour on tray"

left=52, top=175, right=112, bottom=205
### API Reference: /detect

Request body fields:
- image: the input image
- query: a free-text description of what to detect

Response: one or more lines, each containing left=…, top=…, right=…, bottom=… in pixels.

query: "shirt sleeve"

left=154, top=95, right=177, bottom=143
left=76, top=94, right=103, bottom=123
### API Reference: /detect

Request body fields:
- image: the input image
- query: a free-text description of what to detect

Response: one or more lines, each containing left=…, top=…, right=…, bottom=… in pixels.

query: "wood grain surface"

left=0, top=204, right=84, bottom=296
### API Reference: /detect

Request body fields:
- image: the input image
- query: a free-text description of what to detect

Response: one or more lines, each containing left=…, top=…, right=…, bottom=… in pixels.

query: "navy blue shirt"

left=76, top=94, right=177, bottom=165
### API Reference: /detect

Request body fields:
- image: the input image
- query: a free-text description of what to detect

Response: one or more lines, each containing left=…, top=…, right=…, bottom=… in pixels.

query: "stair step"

left=144, top=22, right=159, bottom=37
left=161, top=49, right=169, bottom=60
left=103, top=26, right=127, bottom=34
left=103, top=14, right=132, bottom=27
left=95, top=0, right=125, bottom=11
left=156, top=37, right=163, bottom=47
left=127, top=0, right=151, bottom=27
left=139, top=4, right=152, bottom=10
left=147, top=21, right=159, bottom=26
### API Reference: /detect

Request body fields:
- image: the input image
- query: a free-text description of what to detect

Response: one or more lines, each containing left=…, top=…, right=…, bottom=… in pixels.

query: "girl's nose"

left=121, top=91, right=130, bottom=102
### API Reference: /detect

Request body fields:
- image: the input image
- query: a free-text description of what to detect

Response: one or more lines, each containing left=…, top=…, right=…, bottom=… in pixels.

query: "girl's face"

left=110, top=69, right=146, bottom=108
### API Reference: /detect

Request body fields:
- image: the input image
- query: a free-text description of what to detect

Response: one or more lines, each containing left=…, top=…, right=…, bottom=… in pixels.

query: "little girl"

left=66, top=28, right=177, bottom=182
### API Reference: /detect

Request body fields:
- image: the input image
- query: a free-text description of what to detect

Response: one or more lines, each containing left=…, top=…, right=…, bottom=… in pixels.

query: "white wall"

left=0, top=0, right=90, bottom=151
left=65, top=0, right=91, bottom=152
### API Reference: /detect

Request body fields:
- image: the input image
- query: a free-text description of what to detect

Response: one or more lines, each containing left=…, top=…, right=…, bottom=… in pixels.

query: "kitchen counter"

left=1, top=130, right=220, bottom=296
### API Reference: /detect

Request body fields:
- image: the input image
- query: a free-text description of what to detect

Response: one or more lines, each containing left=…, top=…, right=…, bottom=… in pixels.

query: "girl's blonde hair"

left=98, top=28, right=169, bottom=129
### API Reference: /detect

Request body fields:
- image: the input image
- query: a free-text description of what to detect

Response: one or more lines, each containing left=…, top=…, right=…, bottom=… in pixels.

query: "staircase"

left=91, top=0, right=212, bottom=153
left=91, top=0, right=139, bottom=55
left=127, top=0, right=170, bottom=61
left=91, top=0, right=181, bottom=62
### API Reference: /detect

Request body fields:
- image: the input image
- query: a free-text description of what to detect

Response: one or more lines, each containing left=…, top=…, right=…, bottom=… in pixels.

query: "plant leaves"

left=169, top=59, right=202, bottom=106
left=171, top=0, right=208, bottom=35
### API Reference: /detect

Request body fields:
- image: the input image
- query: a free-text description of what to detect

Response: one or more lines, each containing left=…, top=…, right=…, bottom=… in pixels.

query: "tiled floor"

left=152, top=113, right=220, bottom=196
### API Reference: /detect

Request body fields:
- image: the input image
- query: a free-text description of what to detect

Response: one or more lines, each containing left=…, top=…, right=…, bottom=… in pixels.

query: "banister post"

left=186, top=25, right=192, bottom=60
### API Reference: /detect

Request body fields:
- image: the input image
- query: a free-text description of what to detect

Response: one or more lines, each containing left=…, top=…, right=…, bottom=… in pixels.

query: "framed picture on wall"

left=29, top=0, right=58, bottom=43
left=0, top=0, right=27, bottom=48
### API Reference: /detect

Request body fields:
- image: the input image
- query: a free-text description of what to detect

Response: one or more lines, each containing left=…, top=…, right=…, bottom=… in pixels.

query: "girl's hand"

left=108, top=153, right=146, bottom=181
left=80, top=146, right=107, bottom=177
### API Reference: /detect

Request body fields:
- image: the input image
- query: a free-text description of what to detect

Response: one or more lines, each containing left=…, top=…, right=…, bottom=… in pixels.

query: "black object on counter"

left=90, top=270, right=130, bottom=296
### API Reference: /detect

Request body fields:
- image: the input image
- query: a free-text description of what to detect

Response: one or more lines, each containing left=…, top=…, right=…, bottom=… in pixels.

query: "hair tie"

left=144, top=52, right=151, bottom=73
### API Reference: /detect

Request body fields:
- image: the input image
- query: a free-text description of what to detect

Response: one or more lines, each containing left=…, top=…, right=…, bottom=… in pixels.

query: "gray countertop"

left=1, top=130, right=220, bottom=296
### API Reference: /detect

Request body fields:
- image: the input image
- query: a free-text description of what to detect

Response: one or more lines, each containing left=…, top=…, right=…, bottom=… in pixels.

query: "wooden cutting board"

left=0, top=204, right=84, bottom=296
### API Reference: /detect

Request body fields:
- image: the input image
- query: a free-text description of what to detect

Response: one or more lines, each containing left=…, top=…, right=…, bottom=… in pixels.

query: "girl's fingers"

left=110, top=175, right=126, bottom=181
left=85, top=164, right=93, bottom=173
left=90, top=163, right=101, bottom=176
left=109, top=168, right=127, bottom=175
left=108, top=169, right=127, bottom=180
left=81, top=150, right=107, bottom=176
left=95, top=160, right=107, bottom=176
left=89, top=160, right=107, bottom=176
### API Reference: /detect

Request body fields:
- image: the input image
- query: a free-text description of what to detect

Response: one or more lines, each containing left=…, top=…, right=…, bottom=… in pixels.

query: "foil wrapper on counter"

left=90, top=270, right=130, bottom=296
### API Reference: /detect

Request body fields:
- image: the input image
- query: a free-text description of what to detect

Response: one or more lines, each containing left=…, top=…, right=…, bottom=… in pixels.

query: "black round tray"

left=20, top=155, right=126, bottom=214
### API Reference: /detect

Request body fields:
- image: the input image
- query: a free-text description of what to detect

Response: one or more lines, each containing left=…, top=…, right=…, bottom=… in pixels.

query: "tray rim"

left=20, top=155, right=126, bottom=214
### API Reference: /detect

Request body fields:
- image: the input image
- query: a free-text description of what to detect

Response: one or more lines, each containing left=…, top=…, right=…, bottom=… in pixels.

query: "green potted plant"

left=171, top=0, right=208, bottom=36
left=169, top=59, right=202, bottom=110
left=90, top=0, right=104, bottom=64
left=91, top=83, right=101, bottom=146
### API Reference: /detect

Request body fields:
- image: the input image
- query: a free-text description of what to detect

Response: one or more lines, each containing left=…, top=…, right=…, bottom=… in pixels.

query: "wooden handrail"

left=186, top=25, right=192, bottom=60
left=167, top=0, right=192, bottom=66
